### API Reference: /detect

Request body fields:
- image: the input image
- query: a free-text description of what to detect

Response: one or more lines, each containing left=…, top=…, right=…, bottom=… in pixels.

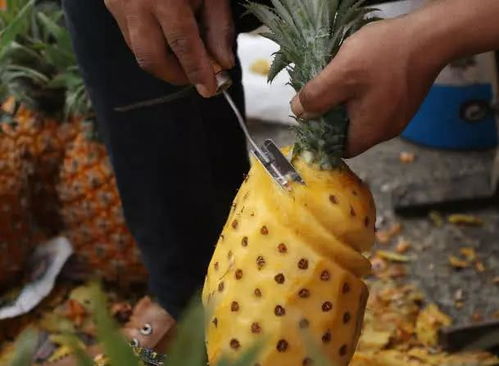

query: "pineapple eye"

left=140, top=323, right=153, bottom=335
left=129, top=338, right=140, bottom=347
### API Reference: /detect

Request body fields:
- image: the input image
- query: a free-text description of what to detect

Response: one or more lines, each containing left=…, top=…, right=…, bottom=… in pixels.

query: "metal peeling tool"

left=216, top=71, right=305, bottom=190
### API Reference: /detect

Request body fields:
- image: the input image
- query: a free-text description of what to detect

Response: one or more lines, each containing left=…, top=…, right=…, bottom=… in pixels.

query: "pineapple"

left=0, top=0, right=147, bottom=285
left=203, top=1, right=377, bottom=365
left=0, top=116, right=33, bottom=290
left=57, top=122, right=147, bottom=284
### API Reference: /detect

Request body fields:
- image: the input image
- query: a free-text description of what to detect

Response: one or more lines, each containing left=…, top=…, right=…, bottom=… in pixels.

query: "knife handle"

left=211, top=60, right=233, bottom=95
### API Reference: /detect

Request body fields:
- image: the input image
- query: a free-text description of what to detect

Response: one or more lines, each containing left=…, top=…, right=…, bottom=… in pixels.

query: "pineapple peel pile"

left=203, top=155, right=376, bottom=366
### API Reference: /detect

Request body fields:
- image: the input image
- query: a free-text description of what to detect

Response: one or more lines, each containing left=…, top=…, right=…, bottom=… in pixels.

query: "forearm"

left=409, top=0, right=499, bottom=66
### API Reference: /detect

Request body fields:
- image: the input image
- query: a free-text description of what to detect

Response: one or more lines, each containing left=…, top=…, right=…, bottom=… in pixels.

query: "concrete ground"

left=248, top=120, right=499, bottom=327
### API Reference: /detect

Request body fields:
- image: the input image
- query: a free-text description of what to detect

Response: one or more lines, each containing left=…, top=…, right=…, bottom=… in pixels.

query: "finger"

left=344, top=97, right=398, bottom=158
left=104, top=0, right=132, bottom=47
left=201, top=0, right=235, bottom=69
left=156, top=1, right=217, bottom=97
left=124, top=2, right=188, bottom=85
left=291, top=59, right=355, bottom=120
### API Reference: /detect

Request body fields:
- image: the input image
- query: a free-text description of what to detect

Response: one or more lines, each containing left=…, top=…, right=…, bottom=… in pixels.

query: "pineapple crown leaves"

left=246, top=0, right=378, bottom=169
left=0, top=0, right=93, bottom=120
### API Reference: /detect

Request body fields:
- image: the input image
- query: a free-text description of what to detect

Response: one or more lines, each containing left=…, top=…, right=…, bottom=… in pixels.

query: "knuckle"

left=167, top=32, right=193, bottom=56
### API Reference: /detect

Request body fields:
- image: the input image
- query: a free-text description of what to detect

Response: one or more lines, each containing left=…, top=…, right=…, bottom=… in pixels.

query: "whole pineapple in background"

left=57, top=121, right=147, bottom=284
left=203, top=1, right=377, bottom=365
left=0, top=112, right=33, bottom=290
left=0, top=0, right=147, bottom=285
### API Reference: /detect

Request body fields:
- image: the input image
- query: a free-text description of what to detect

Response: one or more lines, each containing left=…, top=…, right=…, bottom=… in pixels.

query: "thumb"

left=291, top=60, right=354, bottom=120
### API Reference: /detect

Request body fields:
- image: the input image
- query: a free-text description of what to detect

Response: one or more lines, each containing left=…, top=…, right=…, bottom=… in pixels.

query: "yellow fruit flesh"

left=203, top=153, right=375, bottom=366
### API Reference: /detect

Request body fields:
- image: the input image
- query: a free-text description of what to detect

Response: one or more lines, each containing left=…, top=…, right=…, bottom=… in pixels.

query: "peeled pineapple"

left=203, top=155, right=375, bottom=366
left=203, top=0, right=378, bottom=364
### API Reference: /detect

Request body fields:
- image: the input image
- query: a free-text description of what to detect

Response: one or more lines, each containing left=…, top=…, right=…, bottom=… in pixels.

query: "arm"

left=291, top=0, right=499, bottom=157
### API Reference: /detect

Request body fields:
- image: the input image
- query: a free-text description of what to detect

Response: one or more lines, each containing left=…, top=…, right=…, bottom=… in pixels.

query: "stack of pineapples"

left=0, top=0, right=146, bottom=289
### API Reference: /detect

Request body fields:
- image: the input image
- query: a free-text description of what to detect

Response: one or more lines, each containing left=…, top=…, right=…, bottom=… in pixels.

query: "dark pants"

left=62, top=0, right=265, bottom=318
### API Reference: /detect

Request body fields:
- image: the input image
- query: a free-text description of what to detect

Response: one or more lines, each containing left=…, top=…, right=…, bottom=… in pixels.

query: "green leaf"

left=11, top=329, right=38, bottom=366
left=166, top=295, right=207, bottom=366
left=88, top=282, right=140, bottom=366
left=0, top=0, right=35, bottom=59
left=268, top=51, right=289, bottom=82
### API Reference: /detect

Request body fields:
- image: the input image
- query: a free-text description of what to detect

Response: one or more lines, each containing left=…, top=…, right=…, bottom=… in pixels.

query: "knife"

left=115, top=65, right=305, bottom=190
left=214, top=70, right=305, bottom=190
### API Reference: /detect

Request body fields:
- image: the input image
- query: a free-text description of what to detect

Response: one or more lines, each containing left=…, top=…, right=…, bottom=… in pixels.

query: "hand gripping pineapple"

left=203, top=1, right=377, bottom=365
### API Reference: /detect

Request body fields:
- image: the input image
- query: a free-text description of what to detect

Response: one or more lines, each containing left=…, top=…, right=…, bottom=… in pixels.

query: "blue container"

left=402, top=54, right=498, bottom=150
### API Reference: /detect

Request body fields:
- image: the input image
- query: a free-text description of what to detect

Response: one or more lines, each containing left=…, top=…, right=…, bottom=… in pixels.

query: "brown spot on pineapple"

left=218, top=282, right=225, bottom=292
left=303, top=357, right=313, bottom=365
left=274, top=305, right=286, bottom=316
left=251, top=322, right=262, bottom=334
left=254, top=288, right=262, bottom=298
left=214, top=262, right=219, bottom=271
left=342, top=282, right=351, bottom=294
left=232, top=219, right=238, bottom=229
left=227, top=250, right=233, bottom=259
left=230, top=339, right=241, bottom=350
left=276, top=339, right=288, bottom=352
left=339, top=345, right=348, bottom=357
left=299, top=318, right=309, bottom=329
left=329, top=195, right=338, bottom=204
left=298, top=258, right=309, bottom=270
left=256, top=256, right=266, bottom=270
left=352, top=190, right=358, bottom=196
left=277, top=243, right=287, bottom=253
left=322, top=301, right=333, bottom=312
left=364, top=216, right=370, bottom=227
left=260, top=226, right=269, bottom=235
left=320, top=270, right=330, bottom=281
left=231, top=301, right=240, bottom=312
left=242, top=236, right=248, bottom=247
left=235, top=269, right=243, bottom=280
left=212, top=317, right=218, bottom=327
left=298, top=289, right=310, bottom=298
left=343, top=312, right=351, bottom=324
left=220, top=234, right=225, bottom=241
left=322, top=331, right=332, bottom=344
left=274, top=273, right=285, bottom=284
left=350, top=206, right=356, bottom=217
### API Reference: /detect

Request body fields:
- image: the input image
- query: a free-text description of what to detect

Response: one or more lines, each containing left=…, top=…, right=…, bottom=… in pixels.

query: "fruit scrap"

left=375, top=222, right=403, bottom=244
left=399, top=151, right=416, bottom=164
left=448, top=255, right=470, bottom=269
left=376, top=250, right=410, bottom=263
left=415, top=304, right=452, bottom=347
left=475, top=261, right=486, bottom=273
left=249, top=59, right=271, bottom=77
left=428, top=211, right=444, bottom=227
left=395, top=238, right=412, bottom=254
left=448, top=214, right=484, bottom=226
left=459, top=247, right=477, bottom=261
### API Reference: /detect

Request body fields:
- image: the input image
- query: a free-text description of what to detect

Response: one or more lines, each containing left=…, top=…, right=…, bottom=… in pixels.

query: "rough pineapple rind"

left=203, top=153, right=375, bottom=366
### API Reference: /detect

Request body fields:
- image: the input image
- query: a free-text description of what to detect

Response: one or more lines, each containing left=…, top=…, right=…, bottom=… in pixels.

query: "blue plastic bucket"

left=401, top=54, right=498, bottom=150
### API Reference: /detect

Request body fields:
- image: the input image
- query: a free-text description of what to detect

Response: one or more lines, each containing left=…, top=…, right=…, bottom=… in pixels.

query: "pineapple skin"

left=0, top=134, right=33, bottom=290
left=0, top=99, right=147, bottom=286
left=203, top=154, right=375, bottom=366
left=57, top=128, right=148, bottom=285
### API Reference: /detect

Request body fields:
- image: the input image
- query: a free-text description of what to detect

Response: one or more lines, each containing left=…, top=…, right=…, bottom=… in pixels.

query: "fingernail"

left=196, top=84, right=210, bottom=98
left=291, top=95, right=304, bottom=117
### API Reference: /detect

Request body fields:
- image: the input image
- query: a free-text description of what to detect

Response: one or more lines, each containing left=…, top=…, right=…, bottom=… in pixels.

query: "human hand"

left=104, top=0, right=235, bottom=97
left=291, top=17, right=450, bottom=157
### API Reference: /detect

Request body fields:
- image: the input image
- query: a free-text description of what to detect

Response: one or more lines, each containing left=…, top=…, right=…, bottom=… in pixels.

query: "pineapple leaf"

left=0, top=0, right=34, bottom=59
left=248, top=0, right=378, bottom=168
left=166, top=294, right=207, bottom=366
left=267, top=51, right=289, bottom=82
left=88, top=282, right=140, bottom=366
left=10, top=329, right=38, bottom=366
